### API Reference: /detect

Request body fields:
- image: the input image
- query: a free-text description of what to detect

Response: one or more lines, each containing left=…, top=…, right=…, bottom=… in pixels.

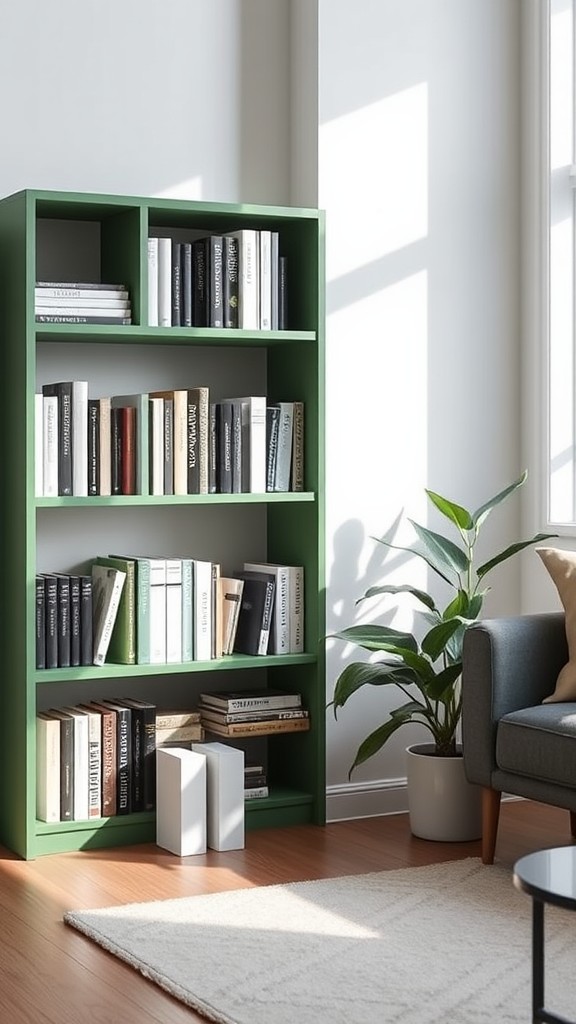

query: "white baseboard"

left=326, top=779, right=523, bottom=823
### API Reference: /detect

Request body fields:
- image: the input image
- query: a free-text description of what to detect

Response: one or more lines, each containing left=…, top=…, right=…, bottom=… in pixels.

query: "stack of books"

left=198, top=688, right=310, bottom=737
left=35, top=282, right=132, bottom=324
left=244, top=762, right=269, bottom=800
left=155, top=709, right=204, bottom=747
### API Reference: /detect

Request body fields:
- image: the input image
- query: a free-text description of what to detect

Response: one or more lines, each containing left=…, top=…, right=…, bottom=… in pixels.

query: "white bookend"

left=226, top=229, right=259, bottom=329
left=243, top=562, right=290, bottom=655
left=72, top=380, right=89, bottom=497
left=156, top=747, right=207, bottom=856
left=259, top=229, right=272, bottom=329
left=149, top=557, right=167, bottom=664
left=191, top=741, right=244, bottom=851
left=36, top=713, right=60, bottom=822
left=35, top=394, right=43, bottom=497
left=42, top=394, right=58, bottom=497
left=147, top=237, right=159, bottom=326
left=225, top=395, right=267, bottom=493
left=60, top=706, right=90, bottom=821
left=165, top=557, right=182, bottom=663
left=157, top=236, right=172, bottom=327
left=193, top=559, right=213, bottom=661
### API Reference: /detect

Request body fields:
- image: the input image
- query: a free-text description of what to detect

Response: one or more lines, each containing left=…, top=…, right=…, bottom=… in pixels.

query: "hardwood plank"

left=0, top=801, right=571, bottom=1024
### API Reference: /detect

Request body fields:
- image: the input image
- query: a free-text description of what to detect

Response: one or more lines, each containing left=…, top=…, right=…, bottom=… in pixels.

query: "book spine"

left=147, top=237, right=159, bottom=326
left=91, top=567, right=126, bottom=666
left=187, top=392, right=200, bottom=494
left=80, top=575, right=93, bottom=666
left=91, top=706, right=117, bottom=817
left=202, top=708, right=308, bottom=724
left=231, top=400, right=243, bottom=493
left=236, top=230, right=259, bottom=330
left=270, top=231, right=279, bottom=330
left=120, top=406, right=136, bottom=495
left=149, top=559, right=167, bottom=664
left=207, top=235, right=224, bottom=328
left=155, top=712, right=201, bottom=728
left=208, top=402, right=217, bottom=494
left=110, top=406, right=122, bottom=495
left=35, top=315, right=132, bottom=324
left=206, top=717, right=309, bottom=736
left=180, top=557, right=193, bottom=662
left=157, top=237, right=172, bottom=327
left=258, top=579, right=275, bottom=655
left=171, top=240, right=182, bottom=327
left=289, top=565, right=304, bottom=654
left=291, top=401, right=304, bottom=491
left=259, top=229, right=272, bottom=330
left=36, top=284, right=129, bottom=297
left=217, top=401, right=233, bottom=494
left=72, top=380, right=88, bottom=497
left=135, top=558, right=151, bottom=665
left=36, top=717, right=60, bottom=822
left=149, top=397, right=164, bottom=496
left=42, top=394, right=58, bottom=497
left=87, top=399, right=100, bottom=496
left=56, top=574, right=71, bottom=668
left=69, top=575, right=81, bottom=667
left=165, top=557, right=183, bottom=664
left=36, top=576, right=46, bottom=669
left=43, top=575, right=58, bottom=669
left=172, top=390, right=188, bottom=496
left=43, top=382, right=72, bottom=496
left=245, top=785, right=269, bottom=799
left=192, top=239, right=207, bottom=327
left=182, top=242, right=193, bottom=327
left=98, top=397, right=112, bottom=496
left=128, top=705, right=145, bottom=812
left=59, top=716, right=74, bottom=821
left=223, top=235, right=239, bottom=328
left=113, top=706, right=132, bottom=814
left=278, top=255, right=288, bottom=329
left=193, top=560, right=213, bottom=661
left=273, top=402, right=294, bottom=492
left=87, top=712, right=102, bottom=818
left=163, top=397, right=174, bottom=495
left=201, top=693, right=302, bottom=712
left=266, top=405, right=280, bottom=492
left=35, top=394, right=43, bottom=497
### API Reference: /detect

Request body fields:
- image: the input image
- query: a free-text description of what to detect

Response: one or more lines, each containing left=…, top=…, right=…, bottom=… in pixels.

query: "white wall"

left=1, top=0, right=526, bottom=822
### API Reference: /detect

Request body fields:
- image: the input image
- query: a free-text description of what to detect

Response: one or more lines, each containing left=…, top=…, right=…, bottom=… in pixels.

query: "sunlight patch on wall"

left=154, top=177, right=204, bottom=200
left=320, top=84, right=428, bottom=281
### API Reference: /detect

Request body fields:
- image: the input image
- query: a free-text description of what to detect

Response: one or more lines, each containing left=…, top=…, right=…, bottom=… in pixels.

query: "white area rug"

left=64, top=858, right=576, bottom=1024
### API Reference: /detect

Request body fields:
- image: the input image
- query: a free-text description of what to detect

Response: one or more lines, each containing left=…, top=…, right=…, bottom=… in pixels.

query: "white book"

left=259, top=229, right=272, bottom=330
left=178, top=556, right=193, bottom=662
left=243, top=561, right=290, bottom=655
left=149, top=389, right=187, bottom=495
left=147, top=237, right=159, bottom=326
left=149, top=396, right=164, bottom=495
left=36, top=713, right=60, bottom=822
left=157, top=237, right=172, bottom=327
left=273, top=401, right=294, bottom=492
left=156, top=747, right=207, bottom=856
left=225, top=395, right=267, bottom=493
left=289, top=565, right=304, bottom=654
left=192, top=559, right=213, bottom=661
left=219, top=576, right=244, bottom=655
left=42, top=395, right=58, bottom=497
left=35, top=394, right=43, bottom=497
left=60, top=707, right=90, bottom=821
left=72, top=380, right=88, bottom=497
left=35, top=287, right=129, bottom=300
left=98, top=396, right=112, bottom=496
left=35, top=306, right=131, bottom=317
left=91, top=564, right=126, bottom=666
left=149, top=557, right=167, bottom=664
left=35, top=296, right=131, bottom=309
left=165, top=557, right=182, bottom=663
left=82, top=706, right=102, bottom=818
left=270, top=231, right=279, bottom=330
left=191, top=741, right=244, bottom=851
left=226, top=229, right=259, bottom=329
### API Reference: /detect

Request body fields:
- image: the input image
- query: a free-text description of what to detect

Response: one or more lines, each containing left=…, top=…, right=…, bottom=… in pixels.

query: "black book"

left=80, top=575, right=93, bottom=666
left=69, top=574, right=81, bottom=667
left=172, top=240, right=182, bottom=327
left=87, top=398, right=100, bottom=496
left=206, top=235, right=224, bottom=328
left=231, top=399, right=243, bottom=493
left=192, top=239, right=207, bottom=326
left=42, top=574, right=58, bottom=669
left=55, top=574, right=71, bottom=668
left=182, top=242, right=193, bottom=327
left=208, top=402, right=218, bottom=494
left=99, top=700, right=132, bottom=815
left=278, top=255, right=288, bottom=330
left=163, top=397, right=174, bottom=496
left=223, top=235, right=239, bottom=328
left=118, top=698, right=156, bottom=812
left=216, top=401, right=233, bottom=494
left=232, top=570, right=277, bottom=656
left=35, top=576, right=45, bottom=670
left=42, top=381, right=72, bottom=495
left=110, top=406, right=122, bottom=495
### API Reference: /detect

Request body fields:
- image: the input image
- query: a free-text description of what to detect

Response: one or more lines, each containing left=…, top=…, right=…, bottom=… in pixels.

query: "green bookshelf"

left=0, top=189, right=326, bottom=859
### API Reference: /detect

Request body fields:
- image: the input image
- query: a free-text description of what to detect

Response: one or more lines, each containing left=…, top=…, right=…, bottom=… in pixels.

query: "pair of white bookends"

left=156, top=742, right=245, bottom=856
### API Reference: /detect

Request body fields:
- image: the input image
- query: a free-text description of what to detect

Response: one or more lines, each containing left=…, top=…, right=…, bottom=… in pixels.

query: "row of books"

left=148, top=231, right=287, bottom=330
left=36, top=703, right=205, bottom=823
left=35, top=281, right=132, bottom=325
left=199, top=687, right=309, bottom=738
left=36, top=557, right=304, bottom=669
left=35, top=382, right=304, bottom=497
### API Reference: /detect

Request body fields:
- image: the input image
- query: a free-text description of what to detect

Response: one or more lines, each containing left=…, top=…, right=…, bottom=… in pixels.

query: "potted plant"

left=329, top=471, right=555, bottom=841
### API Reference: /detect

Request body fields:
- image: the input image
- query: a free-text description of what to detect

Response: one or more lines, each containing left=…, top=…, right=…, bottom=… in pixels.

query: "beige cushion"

left=537, top=546, right=576, bottom=702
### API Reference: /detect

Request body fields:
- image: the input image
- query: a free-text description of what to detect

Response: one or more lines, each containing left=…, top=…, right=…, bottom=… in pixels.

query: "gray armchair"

left=462, top=613, right=576, bottom=864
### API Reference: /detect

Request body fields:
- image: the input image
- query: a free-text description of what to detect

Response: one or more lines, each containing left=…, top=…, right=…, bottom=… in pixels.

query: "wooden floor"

left=0, top=800, right=572, bottom=1023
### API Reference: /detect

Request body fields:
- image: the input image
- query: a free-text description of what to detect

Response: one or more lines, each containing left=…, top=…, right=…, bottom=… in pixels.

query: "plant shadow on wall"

left=327, top=472, right=555, bottom=839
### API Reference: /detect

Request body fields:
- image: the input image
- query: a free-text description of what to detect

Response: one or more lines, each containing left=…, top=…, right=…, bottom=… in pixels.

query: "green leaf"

left=358, top=584, right=438, bottom=613
left=425, top=663, right=462, bottom=700
left=425, top=490, right=474, bottom=530
left=408, top=520, right=469, bottom=576
left=329, top=624, right=418, bottom=653
left=471, top=471, right=527, bottom=529
left=421, top=619, right=461, bottom=661
left=349, top=709, right=417, bottom=776
left=331, top=661, right=417, bottom=713
left=476, top=533, right=558, bottom=579
left=442, top=590, right=485, bottom=621
left=373, top=538, right=455, bottom=587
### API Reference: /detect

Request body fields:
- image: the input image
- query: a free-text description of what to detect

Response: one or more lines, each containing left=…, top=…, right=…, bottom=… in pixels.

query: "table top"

left=513, top=846, right=576, bottom=911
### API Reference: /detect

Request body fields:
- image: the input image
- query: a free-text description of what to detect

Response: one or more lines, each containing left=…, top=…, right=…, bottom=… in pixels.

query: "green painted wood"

left=0, top=188, right=326, bottom=858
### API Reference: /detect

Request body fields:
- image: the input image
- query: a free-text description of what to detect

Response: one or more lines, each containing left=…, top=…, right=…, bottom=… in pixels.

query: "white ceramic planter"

left=406, top=743, right=482, bottom=842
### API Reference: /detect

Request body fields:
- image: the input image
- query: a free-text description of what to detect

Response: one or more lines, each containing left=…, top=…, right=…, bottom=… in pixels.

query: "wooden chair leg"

left=569, top=810, right=576, bottom=840
left=482, top=787, right=502, bottom=865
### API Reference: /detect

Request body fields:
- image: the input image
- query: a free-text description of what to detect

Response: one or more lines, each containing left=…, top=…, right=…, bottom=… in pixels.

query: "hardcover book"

left=90, top=564, right=126, bottom=666
left=232, top=570, right=276, bottom=656
left=93, top=556, right=136, bottom=665
left=198, top=688, right=302, bottom=712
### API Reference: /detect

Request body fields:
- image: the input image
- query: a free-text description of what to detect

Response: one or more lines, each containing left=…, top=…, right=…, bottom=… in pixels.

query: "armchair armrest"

left=461, top=613, right=567, bottom=786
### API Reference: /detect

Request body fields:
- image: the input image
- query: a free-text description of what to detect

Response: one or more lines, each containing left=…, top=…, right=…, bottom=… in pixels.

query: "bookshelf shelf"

left=0, top=188, right=326, bottom=859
